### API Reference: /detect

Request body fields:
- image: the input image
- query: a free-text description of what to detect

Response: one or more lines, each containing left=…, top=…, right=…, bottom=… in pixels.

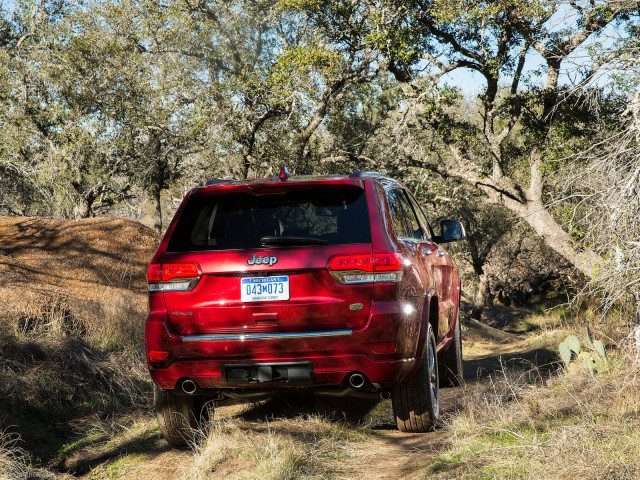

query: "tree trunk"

left=523, top=201, right=600, bottom=279
left=472, top=273, right=490, bottom=320
left=240, top=154, right=251, bottom=179
left=153, top=186, right=162, bottom=233
left=463, top=154, right=604, bottom=281
left=81, top=192, right=96, bottom=218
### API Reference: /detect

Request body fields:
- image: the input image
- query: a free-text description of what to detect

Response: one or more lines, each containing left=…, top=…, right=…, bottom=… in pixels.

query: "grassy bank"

left=3, top=305, right=640, bottom=479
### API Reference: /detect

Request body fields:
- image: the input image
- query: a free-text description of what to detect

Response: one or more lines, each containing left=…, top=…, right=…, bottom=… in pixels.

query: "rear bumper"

left=145, top=297, right=425, bottom=391
left=149, top=354, right=416, bottom=390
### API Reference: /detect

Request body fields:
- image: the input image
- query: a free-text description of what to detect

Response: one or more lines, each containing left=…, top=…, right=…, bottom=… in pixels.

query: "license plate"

left=241, top=276, right=290, bottom=302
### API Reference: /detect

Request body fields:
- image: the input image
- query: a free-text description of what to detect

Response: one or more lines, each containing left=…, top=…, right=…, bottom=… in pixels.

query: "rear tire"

left=154, top=384, right=201, bottom=447
left=392, top=323, right=439, bottom=432
left=438, top=315, right=463, bottom=387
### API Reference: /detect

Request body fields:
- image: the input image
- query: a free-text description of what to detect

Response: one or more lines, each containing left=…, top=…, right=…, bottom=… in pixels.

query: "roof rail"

left=205, top=178, right=235, bottom=186
left=349, top=171, right=389, bottom=179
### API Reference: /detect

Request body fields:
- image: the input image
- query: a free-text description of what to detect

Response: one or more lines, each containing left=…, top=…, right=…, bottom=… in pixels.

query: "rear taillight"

left=327, top=253, right=403, bottom=284
left=328, top=254, right=374, bottom=272
left=147, top=262, right=202, bottom=292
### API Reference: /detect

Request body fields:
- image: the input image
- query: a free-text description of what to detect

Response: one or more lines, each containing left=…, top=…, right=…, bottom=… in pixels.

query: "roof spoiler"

left=349, top=171, right=390, bottom=179
left=205, top=179, right=235, bottom=186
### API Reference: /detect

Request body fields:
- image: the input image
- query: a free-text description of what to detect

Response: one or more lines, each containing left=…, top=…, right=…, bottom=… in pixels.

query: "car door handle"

left=436, top=251, right=446, bottom=257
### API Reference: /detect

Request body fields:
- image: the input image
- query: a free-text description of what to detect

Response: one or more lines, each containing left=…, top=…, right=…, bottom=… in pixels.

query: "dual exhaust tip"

left=348, top=372, right=367, bottom=389
left=349, top=373, right=391, bottom=400
left=181, top=379, right=198, bottom=395
left=184, top=375, right=367, bottom=392
left=181, top=375, right=391, bottom=400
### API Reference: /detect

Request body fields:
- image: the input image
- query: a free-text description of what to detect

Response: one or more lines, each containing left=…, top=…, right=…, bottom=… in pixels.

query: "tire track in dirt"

left=326, top=388, right=462, bottom=480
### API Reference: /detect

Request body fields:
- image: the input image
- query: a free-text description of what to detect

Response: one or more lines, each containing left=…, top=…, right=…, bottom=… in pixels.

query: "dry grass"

left=0, top=333, right=151, bottom=418
left=183, top=409, right=369, bottom=480
left=0, top=429, right=27, bottom=480
left=4, top=215, right=640, bottom=478
left=0, top=216, right=158, bottom=475
left=429, top=329, right=640, bottom=480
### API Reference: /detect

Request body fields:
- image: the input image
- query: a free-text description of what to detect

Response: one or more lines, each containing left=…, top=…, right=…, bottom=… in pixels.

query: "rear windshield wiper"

left=260, top=236, right=329, bottom=246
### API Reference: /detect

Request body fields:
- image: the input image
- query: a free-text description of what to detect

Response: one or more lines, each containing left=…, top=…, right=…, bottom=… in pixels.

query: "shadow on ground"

left=464, top=346, right=561, bottom=381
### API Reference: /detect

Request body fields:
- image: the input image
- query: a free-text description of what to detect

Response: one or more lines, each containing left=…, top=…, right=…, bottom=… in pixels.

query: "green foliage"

left=271, top=45, right=341, bottom=88
left=559, top=335, right=581, bottom=366
left=559, top=329, right=611, bottom=374
left=0, top=0, right=639, bottom=316
left=431, top=0, right=550, bottom=26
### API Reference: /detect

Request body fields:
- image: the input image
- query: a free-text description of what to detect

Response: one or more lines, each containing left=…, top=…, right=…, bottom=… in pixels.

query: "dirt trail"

left=73, top=395, right=457, bottom=480
left=74, top=332, right=535, bottom=480
left=329, top=393, right=458, bottom=480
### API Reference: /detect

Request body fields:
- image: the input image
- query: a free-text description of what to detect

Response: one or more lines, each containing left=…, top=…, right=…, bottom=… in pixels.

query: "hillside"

left=0, top=217, right=160, bottom=478
left=0, top=217, right=159, bottom=345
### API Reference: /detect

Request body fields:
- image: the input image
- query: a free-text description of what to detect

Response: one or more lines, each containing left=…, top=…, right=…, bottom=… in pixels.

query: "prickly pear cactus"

left=577, top=351, right=596, bottom=373
left=559, top=342, right=573, bottom=367
left=559, top=335, right=581, bottom=367
left=584, top=326, right=595, bottom=351
left=564, top=335, right=581, bottom=354
left=559, top=331, right=610, bottom=374
left=593, top=340, right=607, bottom=360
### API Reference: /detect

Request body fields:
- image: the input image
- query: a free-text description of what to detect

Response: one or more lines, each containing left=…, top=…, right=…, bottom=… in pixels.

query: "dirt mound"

left=0, top=217, right=160, bottom=470
left=0, top=217, right=160, bottom=342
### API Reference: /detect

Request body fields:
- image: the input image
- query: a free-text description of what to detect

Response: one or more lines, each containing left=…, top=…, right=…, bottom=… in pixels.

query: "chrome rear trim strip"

left=182, top=330, right=353, bottom=342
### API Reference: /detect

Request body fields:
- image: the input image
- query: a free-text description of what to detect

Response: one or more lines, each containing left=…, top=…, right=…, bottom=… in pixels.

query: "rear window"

left=167, top=187, right=371, bottom=252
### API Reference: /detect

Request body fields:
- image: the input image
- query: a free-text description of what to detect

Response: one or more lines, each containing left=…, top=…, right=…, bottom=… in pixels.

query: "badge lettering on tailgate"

left=247, top=254, right=278, bottom=266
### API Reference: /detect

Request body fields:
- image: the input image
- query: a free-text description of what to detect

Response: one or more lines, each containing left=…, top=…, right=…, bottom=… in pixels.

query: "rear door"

left=161, top=184, right=374, bottom=335
left=384, top=188, right=428, bottom=298
left=405, top=192, right=457, bottom=339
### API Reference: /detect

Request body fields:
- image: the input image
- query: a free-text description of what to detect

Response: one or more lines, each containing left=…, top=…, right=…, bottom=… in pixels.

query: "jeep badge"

left=247, top=254, right=278, bottom=266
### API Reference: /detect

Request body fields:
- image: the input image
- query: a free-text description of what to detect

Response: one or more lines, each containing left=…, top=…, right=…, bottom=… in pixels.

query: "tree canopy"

left=1, top=0, right=638, bottom=318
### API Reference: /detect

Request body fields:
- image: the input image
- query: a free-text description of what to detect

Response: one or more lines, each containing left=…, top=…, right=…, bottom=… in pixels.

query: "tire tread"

left=154, top=384, right=199, bottom=447
left=391, top=324, right=439, bottom=432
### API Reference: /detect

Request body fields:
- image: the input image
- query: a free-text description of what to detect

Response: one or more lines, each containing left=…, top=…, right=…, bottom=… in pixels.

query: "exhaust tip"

left=348, top=373, right=366, bottom=389
left=380, top=390, right=391, bottom=400
left=182, top=379, right=198, bottom=395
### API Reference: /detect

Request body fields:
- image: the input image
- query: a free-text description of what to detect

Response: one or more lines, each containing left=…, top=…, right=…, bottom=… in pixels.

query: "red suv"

left=146, top=170, right=465, bottom=445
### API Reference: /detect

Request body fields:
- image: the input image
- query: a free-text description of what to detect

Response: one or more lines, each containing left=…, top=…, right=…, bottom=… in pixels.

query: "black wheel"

left=391, top=323, right=439, bottom=432
left=438, top=315, right=463, bottom=387
left=154, top=384, right=201, bottom=447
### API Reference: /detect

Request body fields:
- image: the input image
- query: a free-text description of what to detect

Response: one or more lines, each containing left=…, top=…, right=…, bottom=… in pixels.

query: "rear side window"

left=387, top=189, right=424, bottom=240
left=387, top=190, right=410, bottom=238
left=397, top=191, right=423, bottom=239
left=167, top=187, right=371, bottom=252
left=407, top=192, right=433, bottom=241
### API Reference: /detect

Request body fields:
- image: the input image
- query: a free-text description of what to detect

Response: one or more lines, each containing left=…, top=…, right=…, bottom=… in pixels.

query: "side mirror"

left=438, top=219, right=466, bottom=243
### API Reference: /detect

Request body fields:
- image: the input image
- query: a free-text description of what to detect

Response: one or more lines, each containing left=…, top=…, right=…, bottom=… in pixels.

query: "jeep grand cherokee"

left=145, top=170, right=465, bottom=445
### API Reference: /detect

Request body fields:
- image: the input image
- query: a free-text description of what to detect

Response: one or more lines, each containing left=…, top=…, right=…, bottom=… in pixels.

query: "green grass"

left=57, top=429, right=109, bottom=458
left=90, top=453, right=146, bottom=480
left=428, top=454, right=463, bottom=474
left=424, top=350, right=640, bottom=479
left=510, top=318, right=540, bottom=333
